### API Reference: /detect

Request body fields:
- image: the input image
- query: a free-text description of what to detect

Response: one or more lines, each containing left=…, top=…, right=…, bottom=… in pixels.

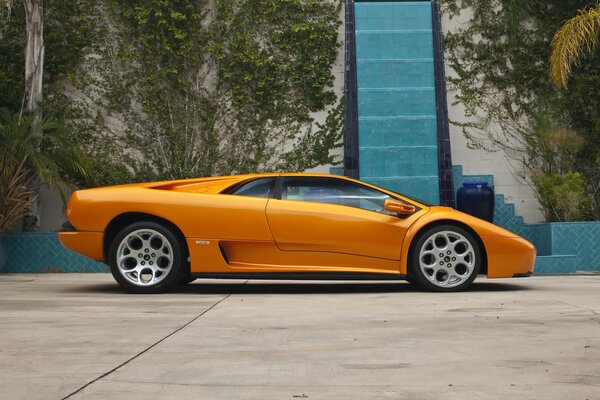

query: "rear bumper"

left=58, top=231, right=104, bottom=261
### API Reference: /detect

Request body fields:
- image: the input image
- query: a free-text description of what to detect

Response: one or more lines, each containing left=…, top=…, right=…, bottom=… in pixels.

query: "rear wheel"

left=109, top=221, right=185, bottom=293
left=410, top=225, right=481, bottom=292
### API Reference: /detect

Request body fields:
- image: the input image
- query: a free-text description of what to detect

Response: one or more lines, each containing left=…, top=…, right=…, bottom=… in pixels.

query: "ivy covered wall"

left=1, top=0, right=345, bottom=192
left=441, top=0, right=600, bottom=223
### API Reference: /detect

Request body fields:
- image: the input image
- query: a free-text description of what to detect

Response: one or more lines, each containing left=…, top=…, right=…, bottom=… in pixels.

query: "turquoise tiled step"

left=359, top=146, right=438, bottom=178
left=534, top=222, right=600, bottom=272
left=363, top=176, right=439, bottom=205
left=452, top=165, right=493, bottom=188
left=355, top=0, right=440, bottom=206
left=359, top=117, right=437, bottom=147
left=535, top=255, right=578, bottom=274
left=355, top=2, right=437, bottom=31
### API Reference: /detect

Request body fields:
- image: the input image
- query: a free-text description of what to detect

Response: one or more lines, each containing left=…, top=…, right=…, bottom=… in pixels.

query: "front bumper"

left=482, top=235, right=536, bottom=278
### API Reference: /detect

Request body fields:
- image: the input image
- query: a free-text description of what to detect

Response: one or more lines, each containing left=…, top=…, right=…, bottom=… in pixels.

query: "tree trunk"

left=22, top=0, right=44, bottom=231
left=24, top=0, right=44, bottom=110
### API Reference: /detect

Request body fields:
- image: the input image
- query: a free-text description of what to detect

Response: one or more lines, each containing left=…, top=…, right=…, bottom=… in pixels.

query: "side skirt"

left=190, top=272, right=407, bottom=281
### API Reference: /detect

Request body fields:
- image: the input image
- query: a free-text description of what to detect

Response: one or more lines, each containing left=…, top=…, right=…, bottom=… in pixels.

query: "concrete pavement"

left=0, top=274, right=599, bottom=399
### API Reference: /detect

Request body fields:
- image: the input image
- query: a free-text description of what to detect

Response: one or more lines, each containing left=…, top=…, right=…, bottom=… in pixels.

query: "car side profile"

left=59, top=173, right=535, bottom=293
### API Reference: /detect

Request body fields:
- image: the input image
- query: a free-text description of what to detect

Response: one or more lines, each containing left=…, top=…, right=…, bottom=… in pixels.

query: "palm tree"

left=2, top=0, right=47, bottom=229
left=550, top=2, right=600, bottom=89
left=0, top=108, right=90, bottom=231
left=1, top=0, right=44, bottom=111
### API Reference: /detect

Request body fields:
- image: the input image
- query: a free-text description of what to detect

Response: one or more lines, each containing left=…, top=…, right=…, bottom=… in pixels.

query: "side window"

left=281, top=177, right=395, bottom=215
left=229, top=178, right=275, bottom=198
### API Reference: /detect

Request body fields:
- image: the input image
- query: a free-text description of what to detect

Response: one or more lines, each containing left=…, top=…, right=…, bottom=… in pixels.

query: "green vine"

left=1, top=0, right=344, bottom=187
left=441, top=0, right=600, bottom=220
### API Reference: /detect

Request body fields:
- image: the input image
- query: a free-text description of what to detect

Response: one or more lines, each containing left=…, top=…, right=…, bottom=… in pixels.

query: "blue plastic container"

left=456, top=182, right=495, bottom=223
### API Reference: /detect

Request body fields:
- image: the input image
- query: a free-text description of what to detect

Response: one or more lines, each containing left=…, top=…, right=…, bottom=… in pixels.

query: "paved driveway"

left=0, top=274, right=598, bottom=399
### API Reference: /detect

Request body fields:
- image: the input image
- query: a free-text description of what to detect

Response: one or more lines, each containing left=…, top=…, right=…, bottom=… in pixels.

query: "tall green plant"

left=525, top=114, right=593, bottom=221
left=0, top=108, right=90, bottom=230
left=0, top=108, right=89, bottom=194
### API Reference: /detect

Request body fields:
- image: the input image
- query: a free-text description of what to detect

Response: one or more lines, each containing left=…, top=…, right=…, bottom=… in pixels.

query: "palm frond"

left=0, top=155, right=36, bottom=232
left=0, top=107, right=92, bottom=203
left=550, top=3, right=600, bottom=89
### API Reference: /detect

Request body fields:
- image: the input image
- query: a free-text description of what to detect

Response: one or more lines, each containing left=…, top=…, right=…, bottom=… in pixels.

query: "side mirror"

left=384, top=199, right=416, bottom=215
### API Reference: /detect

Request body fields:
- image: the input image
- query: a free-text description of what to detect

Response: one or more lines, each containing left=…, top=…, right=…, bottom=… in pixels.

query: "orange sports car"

left=59, top=173, right=535, bottom=293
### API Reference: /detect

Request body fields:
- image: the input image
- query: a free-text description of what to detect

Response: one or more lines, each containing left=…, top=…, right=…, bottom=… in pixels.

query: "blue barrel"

left=456, top=182, right=495, bottom=222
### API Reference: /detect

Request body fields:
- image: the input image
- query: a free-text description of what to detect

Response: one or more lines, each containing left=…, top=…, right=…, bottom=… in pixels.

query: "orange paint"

left=59, top=173, right=535, bottom=280
left=58, top=231, right=104, bottom=261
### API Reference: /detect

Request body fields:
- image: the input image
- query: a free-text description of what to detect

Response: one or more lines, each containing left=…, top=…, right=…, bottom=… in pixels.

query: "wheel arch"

left=103, top=212, right=189, bottom=265
left=403, top=219, right=488, bottom=277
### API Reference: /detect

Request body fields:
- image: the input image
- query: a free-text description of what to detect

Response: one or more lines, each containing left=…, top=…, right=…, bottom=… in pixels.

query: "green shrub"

left=532, top=171, right=592, bottom=222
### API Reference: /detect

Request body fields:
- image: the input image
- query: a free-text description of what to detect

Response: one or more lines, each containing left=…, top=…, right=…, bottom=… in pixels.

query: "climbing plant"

left=1, top=0, right=344, bottom=188
left=441, top=0, right=600, bottom=221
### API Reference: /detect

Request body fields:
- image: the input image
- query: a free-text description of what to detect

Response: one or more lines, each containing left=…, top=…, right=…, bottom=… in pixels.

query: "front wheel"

left=410, top=225, right=481, bottom=292
left=108, top=221, right=185, bottom=293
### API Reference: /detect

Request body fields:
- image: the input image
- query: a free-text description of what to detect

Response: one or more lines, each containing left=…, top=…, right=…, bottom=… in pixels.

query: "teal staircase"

left=452, top=166, right=581, bottom=273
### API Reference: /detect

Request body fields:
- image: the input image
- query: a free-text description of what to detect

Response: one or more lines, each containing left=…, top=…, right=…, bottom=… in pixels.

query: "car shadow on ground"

left=64, top=279, right=532, bottom=295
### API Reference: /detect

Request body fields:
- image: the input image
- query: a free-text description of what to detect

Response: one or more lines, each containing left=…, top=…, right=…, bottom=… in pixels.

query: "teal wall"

left=0, top=233, right=107, bottom=273
left=532, top=222, right=600, bottom=273
left=355, top=1, right=440, bottom=204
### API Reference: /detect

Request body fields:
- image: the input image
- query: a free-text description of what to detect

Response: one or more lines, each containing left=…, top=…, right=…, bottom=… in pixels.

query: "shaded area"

left=63, top=279, right=531, bottom=295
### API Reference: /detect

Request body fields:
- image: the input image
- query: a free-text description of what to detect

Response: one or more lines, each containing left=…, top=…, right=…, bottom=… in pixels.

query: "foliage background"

left=6, top=0, right=598, bottom=222
left=0, top=0, right=344, bottom=188
left=441, top=0, right=600, bottom=221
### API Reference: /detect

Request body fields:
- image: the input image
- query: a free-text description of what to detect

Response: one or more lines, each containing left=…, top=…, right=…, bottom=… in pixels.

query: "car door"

left=265, top=176, right=418, bottom=260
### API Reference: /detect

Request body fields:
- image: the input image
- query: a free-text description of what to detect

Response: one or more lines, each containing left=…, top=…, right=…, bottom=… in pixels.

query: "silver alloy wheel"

left=418, top=230, right=476, bottom=289
left=116, top=229, right=173, bottom=287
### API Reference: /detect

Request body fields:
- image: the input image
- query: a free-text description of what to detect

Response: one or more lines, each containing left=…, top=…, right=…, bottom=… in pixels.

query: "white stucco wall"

left=38, top=186, right=70, bottom=232
left=305, top=5, right=346, bottom=174
left=38, top=3, right=544, bottom=231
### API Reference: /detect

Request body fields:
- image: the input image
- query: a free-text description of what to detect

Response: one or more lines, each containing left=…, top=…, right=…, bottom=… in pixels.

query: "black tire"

left=409, top=224, right=481, bottom=292
left=108, top=221, right=185, bottom=294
